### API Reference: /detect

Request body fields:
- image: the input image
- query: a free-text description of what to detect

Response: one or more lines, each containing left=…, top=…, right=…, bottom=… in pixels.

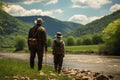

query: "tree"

left=15, top=36, right=26, bottom=51
left=0, top=2, right=8, bottom=10
left=76, top=38, right=82, bottom=45
left=92, top=33, right=103, bottom=44
left=82, top=37, right=92, bottom=45
left=66, top=36, right=75, bottom=46
left=47, top=37, right=52, bottom=47
left=102, top=19, right=120, bottom=55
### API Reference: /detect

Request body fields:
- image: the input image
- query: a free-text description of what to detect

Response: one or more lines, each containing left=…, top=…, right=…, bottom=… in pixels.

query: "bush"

left=98, top=44, right=109, bottom=55
left=15, top=36, right=26, bottom=51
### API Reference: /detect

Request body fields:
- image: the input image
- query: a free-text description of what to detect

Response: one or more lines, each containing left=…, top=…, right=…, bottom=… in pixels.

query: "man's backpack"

left=28, top=26, right=46, bottom=47
left=28, top=27, right=39, bottom=46
left=53, top=40, right=64, bottom=54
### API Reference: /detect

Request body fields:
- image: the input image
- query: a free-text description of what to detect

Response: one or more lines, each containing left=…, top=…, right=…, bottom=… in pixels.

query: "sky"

left=2, top=0, right=120, bottom=25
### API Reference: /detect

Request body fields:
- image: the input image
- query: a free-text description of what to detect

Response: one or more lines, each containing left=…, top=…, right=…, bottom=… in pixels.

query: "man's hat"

left=35, top=18, right=44, bottom=24
left=55, top=32, right=63, bottom=38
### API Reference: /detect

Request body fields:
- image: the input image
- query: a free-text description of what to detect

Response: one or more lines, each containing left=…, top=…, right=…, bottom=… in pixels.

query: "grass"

left=65, top=45, right=99, bottom=54
left=0, top=58, right=71, bottom=80
left=0, top=45, right=99, bottom=54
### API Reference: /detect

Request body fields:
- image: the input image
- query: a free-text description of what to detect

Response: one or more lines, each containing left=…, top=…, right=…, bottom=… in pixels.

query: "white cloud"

left=4, top=5, right=26, bottom=16
left=23, top=0, right=35, bottom=5
left=43, top=0, right=58, bottom=5
left=68, top=14, right=102, bottom=24
left=53, top=9, right=63, bottom=14
left=4, top=5, right=63, bottom=17
left=3, top=0, right=58, bottom=5
left=110, top=4, right=120, bottom=12
left=22, top=0, right=58, bottom=5
left=71, top=0, right=111, bottom=8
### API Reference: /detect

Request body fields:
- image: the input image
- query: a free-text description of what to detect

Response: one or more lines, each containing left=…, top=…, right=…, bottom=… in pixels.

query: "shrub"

left=15, top=36, right=26, bottom=51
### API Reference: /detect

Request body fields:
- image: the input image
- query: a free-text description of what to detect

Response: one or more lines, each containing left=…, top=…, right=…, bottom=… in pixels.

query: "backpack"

left=28, top=27, right=39, bottom=46
left=53, top=40, right=64, bottom=54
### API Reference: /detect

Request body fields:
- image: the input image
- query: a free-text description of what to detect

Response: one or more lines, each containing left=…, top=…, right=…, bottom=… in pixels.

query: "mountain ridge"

left=68, top=10, right=120, bottom=37
left=15, top=16, right=83, bottom=37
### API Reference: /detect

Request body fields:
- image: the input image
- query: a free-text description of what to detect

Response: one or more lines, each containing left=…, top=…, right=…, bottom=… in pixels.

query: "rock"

left=25, top=77, right=30, bottom=80
left=95, top=74, right=109, bottom=80
left=61, top=67, right=114, bottom=80
left=108, top=75, right=114, bottom=79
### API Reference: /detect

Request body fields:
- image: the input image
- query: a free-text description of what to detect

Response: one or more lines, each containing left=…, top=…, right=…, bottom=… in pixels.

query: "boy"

left=52, top=32, right=65, bottom=73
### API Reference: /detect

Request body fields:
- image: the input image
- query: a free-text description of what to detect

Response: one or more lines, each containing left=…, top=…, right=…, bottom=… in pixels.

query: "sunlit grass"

left=65, top=45, right=98, bottom=53
left=0, top=58, right=71, bottom=80
left=0, top=45, right=99, bottom=54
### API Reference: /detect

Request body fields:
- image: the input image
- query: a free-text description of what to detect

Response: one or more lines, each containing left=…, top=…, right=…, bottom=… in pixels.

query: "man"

left=28, top=18, right=47, bottom=71
left=52, top=32, right=65, bottom=73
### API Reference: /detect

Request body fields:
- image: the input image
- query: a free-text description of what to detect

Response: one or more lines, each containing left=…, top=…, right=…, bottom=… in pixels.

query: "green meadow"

left=0, top=45, right=99, bottom=54
left=48, top=45, right=99, bottom=54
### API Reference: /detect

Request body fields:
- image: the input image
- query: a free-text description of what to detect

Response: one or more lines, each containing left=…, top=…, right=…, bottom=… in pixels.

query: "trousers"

left=53, top=54, right=63, bottom=73
left=30, top=46, right=44, bottom=71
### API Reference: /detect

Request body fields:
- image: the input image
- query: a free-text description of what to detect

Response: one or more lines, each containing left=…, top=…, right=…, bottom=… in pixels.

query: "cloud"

left=53, top=9, right=63, bottom=14
left=71, top=0, right=111, bottom=8
left=43, top=0, right=58, bottom=5
left=68, top=14, right=102, bottom=24
left=110, top=4, right=120, bottom=12
left=4, top=5, right=63, bottom=17
left=3, top=0, right=58, bottom=5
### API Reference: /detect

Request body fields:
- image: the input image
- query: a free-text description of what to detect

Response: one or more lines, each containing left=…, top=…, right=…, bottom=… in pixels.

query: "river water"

left=46, top=54, right=120, bottom=80
left=0, top=53, right=120, bottom=79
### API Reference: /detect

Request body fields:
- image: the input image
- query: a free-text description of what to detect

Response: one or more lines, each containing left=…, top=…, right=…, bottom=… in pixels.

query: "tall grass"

left=0, top=58, right=71, bottom=80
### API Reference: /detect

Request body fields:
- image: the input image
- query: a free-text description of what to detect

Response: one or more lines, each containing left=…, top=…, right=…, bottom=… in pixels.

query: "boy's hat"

left=55, top=32, right=63, bottom=38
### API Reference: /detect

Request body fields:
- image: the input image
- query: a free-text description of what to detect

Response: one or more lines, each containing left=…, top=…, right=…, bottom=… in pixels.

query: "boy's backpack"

left=53, top=40, right=64, bottom=54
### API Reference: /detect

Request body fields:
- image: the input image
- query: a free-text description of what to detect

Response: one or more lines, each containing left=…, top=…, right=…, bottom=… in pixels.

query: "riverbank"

left=0, top=55, right=114, bottom=80
left=0, top=52, right=120, bottom=79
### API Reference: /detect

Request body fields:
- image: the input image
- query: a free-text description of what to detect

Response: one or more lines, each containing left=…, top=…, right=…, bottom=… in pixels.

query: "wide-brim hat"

left=55, top=32, right=63, bottom=38
left=34, top=18, right=44, bottom=24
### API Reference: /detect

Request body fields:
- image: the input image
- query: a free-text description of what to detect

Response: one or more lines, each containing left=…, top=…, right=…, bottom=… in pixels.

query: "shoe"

left=58, top=70, right=61, bottom=74
left=30, top=67, right=34, bottom=69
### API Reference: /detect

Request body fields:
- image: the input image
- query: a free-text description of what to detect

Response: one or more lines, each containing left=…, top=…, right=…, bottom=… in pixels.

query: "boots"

left=54, top=65, right=57, bottom=72
left=58, top=66, right=61, bottom=74
left=54, top=65, right=61, bottom=74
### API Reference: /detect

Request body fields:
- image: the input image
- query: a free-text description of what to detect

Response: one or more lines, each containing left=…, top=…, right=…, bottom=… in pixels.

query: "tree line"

left=12, top=18, right=120, bottom=56
left=47, top=33, right=103, bottom=47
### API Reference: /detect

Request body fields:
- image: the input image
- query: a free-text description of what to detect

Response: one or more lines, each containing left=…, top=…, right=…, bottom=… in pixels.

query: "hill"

left=0, top=8, right=30, bottom=47
left=0, top=7, right=83, bottom=47
left=68, top=10, right=120, bottom=37
left=16, top=16, right=83, bottom=37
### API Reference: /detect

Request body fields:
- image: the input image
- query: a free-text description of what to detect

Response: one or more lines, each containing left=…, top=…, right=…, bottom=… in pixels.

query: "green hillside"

left=0, top=8, right=30, bottom=47
left=0, top=7, right=82, bottom=47
left=16, top=16, right=83, bottom=37
left=69, top=10, right=120, bottom=37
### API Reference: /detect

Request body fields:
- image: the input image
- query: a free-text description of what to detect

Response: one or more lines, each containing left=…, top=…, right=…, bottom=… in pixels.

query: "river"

left=0, top=53, right=120, bottom=79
